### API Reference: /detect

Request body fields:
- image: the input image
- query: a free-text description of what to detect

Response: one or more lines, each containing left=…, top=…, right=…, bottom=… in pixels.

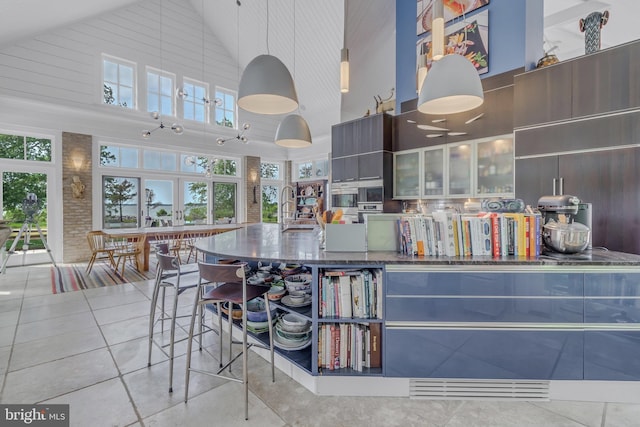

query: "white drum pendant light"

left=275, top=114, right=312, bottom=147
left=237, top=54, right=299, bottom=115
left=418, top=54, right=484, bottom=115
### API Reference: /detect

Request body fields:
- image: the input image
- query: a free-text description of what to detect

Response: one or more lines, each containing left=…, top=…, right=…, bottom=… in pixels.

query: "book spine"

left=369, top=322, right=381, bottom=368
left=490, top=213, right=500, bottom=258
left=332, top=324, right=340, bottom=370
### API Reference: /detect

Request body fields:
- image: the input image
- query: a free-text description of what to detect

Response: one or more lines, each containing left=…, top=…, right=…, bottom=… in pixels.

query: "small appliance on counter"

left=537, top=195, right=592, bottom=254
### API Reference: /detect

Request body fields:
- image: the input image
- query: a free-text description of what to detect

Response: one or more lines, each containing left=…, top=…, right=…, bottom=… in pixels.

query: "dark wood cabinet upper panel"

left=572, top=41, right=640, bottom=117
left=331, top=113, right=392, bottom=157
left=513, top=61, right=573, bottom=128
left=358, top=113, right=393, bottom=153
left=515, top=111, right=640, bottom=157
left=558, top=147, right=640, bottom=255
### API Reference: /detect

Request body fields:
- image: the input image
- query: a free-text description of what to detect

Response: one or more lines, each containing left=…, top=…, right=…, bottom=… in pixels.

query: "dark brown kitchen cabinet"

left=572, top=41, right=640, bottom=117
left=515, top=157, right=560, bottom=208
left=357, top=152, right=384, bottom=181
left=331, top=113, right=391, bottom=158
left=516, top=147, right=640, bottom=254
left=331, top=156, right=358, bottom=183
left=515, top=111, right=640, bottom=157
left=331, top=113, right=392, bottom=183
left=513, top=61, right=572, bottom=128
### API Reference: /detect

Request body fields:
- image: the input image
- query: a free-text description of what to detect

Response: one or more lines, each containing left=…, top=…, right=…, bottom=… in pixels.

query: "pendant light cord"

left=343, top=0, right=347, bottom=50
left=266, top=0, right=270, bottom=55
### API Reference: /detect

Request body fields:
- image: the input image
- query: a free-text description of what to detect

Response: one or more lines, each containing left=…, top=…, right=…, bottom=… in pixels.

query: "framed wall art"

left=417, top=0, right=490, bottom=36
left=417, top=9, right=489, bottom=75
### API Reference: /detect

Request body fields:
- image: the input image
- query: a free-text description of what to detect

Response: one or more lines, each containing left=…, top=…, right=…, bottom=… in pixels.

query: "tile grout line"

left=83, top=279, right=151, bottom=427
left=0, top=271, right=29, bottom=403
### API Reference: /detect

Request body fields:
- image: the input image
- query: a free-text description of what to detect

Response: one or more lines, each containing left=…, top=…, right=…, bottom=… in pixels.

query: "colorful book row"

left=318, top=323, right=381, bottom=371
left=398, top=212, right=542, bottom=258
left=319, top=269, right=383, bottom=319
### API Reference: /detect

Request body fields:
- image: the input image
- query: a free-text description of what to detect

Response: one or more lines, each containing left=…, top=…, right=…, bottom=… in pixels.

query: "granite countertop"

left=194, top=223, right=640, bottom=267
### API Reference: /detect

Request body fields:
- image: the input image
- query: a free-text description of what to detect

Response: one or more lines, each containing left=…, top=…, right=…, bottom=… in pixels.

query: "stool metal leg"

left=148, top=276, right=161, bottom=367
left=168, top=282, right=180, bottom=393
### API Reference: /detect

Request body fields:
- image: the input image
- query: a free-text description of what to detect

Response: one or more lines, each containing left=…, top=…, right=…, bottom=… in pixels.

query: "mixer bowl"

left=542, top=221, right=590, bottom=254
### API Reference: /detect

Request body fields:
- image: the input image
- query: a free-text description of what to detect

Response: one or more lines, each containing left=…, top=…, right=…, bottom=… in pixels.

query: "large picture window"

left=100, top=145, right=139, bottom=168
left=182, top=79, right=208, bottom=122
left=212, top=182, right=236, bottom=224
left=0, top=134, right=52, bottom=162
left=214, top=87, right=236, bottom=129
left=260, top=161, right=283, bottom=223
left=103, top=55, right=135, bottom=109
left=147, top=69, right=175, bottom=116
left=103, top=176, right=140, bottom=229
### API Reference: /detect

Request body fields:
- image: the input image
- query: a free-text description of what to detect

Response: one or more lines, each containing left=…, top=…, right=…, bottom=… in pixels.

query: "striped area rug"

left=51, top=262, right=154, bottom=294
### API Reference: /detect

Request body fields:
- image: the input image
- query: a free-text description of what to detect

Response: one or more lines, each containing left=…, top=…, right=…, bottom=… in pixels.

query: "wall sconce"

left=71, top=155, right=84, bottom=171
left=249, top=170, right=258, bottom=204
left=70, top=175, right=85, bottom=199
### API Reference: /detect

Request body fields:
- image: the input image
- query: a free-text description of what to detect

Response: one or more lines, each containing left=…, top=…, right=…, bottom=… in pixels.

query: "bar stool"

left=148, top=252, right=200, bottom=393
left=184, top=261, right=275, bottom=420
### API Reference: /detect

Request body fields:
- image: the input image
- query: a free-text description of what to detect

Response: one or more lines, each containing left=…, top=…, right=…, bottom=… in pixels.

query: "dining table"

left=104, top=223, right=244, bottom=272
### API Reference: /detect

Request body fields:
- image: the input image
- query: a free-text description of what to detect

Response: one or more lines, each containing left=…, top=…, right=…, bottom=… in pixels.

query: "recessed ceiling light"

left=407, top=119, right=416, bottom=123
left=432, top=118, right=447, bottom=123
left=426, top=133, right=444, bottom=138
left=417, top=124, right=449, bottom=131
left=448, top=131, right=467, bottom=136
left=465, top=113, right=484, bottom=124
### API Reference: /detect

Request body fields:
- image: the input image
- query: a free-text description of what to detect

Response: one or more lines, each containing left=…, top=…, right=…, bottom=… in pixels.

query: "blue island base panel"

left=584, top=331, right=640, bottom=380
left=385, top=329, right=583, bottom=380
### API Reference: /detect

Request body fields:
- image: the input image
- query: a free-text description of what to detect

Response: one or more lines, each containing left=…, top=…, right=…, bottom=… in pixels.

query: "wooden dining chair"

left=86, top=230, right=116, bottom=274
left=112, top=233, right=145, bottom=275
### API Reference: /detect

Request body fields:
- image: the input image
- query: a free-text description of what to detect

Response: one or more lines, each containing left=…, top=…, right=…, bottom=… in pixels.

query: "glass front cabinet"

left=475, top=136, right=514, bottom=196
left=447, top=142, right=473, bottom=197
left=393, top=135, right=514, bottom=200
left=393, top=149, right=421, bottom=199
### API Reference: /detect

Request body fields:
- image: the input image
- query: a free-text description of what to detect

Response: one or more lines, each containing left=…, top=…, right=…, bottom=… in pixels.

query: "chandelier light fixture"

left=142, top=112, right=184, bottom=138
left=340, top=0, right=350, bottom=93
left=237, top=0, right=298, bottom=115
left=141, top=0, right=184, bottom=138
left=216, top=122, right=251, bottom=146
left=176, top=87, right=223, bottom=107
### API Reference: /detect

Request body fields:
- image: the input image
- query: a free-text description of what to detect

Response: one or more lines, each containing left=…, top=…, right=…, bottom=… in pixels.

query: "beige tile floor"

left=1, top=264, right=640, bottom=427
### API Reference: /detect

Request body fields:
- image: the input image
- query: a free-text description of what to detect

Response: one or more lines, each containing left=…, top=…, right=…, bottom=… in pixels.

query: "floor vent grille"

left=409, top=379, right=550, bottom=401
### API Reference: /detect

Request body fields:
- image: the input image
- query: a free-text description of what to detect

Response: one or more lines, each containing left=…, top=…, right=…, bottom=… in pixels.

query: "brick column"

left=62, top=132, right=93, bottom=263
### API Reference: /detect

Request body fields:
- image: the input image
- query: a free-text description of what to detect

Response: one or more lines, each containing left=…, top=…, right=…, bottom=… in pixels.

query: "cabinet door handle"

left=345, top=178, right=355, bottom=181
left=558, top=177, right=564, bottom=195
left=552, top=178, right=557, bottom=196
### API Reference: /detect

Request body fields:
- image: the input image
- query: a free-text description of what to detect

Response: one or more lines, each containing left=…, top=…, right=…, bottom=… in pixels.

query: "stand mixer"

left=537, top=195, right=592, bottom=254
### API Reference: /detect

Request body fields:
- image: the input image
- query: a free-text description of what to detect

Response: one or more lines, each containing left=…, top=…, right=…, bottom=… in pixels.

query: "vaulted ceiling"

left=0, top=0, right=637, bottom=155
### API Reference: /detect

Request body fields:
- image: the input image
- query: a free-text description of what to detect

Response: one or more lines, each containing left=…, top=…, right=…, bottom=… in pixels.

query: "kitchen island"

left=195, top=223, right=640, bottom=402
